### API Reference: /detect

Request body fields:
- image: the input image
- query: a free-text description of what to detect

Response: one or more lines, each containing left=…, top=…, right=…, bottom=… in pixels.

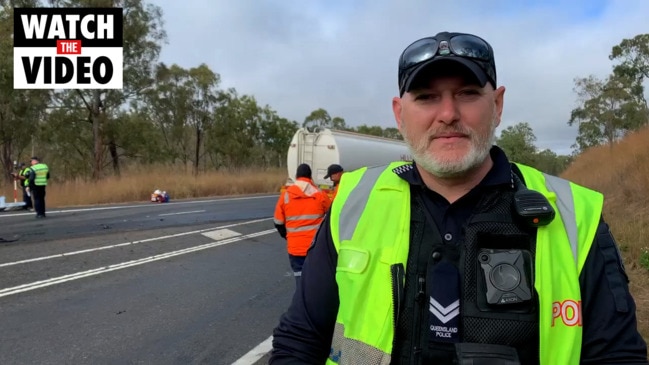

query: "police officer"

left=19, top=163, right=33, bottom=210
left=28, top=156, right=49, bottom=218
left=11, top=162, right=33, bottom=211
left=270, top=31, right=648, bottom=364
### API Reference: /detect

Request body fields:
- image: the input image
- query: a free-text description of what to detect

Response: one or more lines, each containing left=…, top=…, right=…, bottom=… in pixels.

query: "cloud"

left=155, top=0, right=649, bottom=155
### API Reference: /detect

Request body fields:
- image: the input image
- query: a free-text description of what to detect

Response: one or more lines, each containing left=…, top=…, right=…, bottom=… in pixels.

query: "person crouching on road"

left=274, top=163, right=331, bottom=288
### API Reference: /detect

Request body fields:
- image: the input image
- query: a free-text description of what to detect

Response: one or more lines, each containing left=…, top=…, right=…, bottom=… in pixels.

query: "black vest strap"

left=393, top=184, right=541, bottom=364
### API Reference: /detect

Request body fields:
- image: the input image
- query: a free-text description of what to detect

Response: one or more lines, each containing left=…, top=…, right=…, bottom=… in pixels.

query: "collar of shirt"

left=393, top=145, right=515, bottom=246
left=395, top=145, right=514, bottom=190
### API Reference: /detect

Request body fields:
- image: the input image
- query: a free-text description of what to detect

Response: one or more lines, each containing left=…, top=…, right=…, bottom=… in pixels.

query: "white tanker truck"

left=284, top=127, right=413, bottom=193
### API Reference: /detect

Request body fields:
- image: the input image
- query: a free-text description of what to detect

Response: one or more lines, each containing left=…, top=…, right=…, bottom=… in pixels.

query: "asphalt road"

left=0, top=195, right=295, bottom=365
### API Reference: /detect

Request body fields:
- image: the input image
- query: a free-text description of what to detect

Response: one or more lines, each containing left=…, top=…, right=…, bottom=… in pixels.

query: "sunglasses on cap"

left=398, top=32, right=497, bottom=95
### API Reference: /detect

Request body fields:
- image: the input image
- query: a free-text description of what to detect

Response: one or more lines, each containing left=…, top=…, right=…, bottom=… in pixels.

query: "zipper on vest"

left=416, top=275, right=425, bottom=301
left=409, top=274, right=426, bottom=364
left=390, top=263, right=404, bottom=353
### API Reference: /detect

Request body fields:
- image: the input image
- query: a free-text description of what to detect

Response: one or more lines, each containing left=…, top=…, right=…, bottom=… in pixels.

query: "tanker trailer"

left=284, top=127, right=412, bottom=191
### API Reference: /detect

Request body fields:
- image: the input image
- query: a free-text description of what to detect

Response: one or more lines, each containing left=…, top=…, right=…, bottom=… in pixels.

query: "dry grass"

left=561, top=126, right=649, bottom=339
left=1, top=165, right=287, bottom=208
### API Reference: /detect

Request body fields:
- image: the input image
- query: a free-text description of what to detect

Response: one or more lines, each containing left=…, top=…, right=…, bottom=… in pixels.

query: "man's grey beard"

left=402, top=119, right=498, bottom=179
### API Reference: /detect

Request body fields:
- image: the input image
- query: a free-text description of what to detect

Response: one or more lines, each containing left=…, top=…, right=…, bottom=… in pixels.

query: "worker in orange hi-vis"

left=274, top=163, right=332, bottom=288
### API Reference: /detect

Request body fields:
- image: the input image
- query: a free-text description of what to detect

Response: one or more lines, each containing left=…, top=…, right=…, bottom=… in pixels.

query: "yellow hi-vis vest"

left=30, top=163, right=49, bottom=186
left=19, top=168, right=30, bottom=187
left=326, top=161, right=603, bottom=365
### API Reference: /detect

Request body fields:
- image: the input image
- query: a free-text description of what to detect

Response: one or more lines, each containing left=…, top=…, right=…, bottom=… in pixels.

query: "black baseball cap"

left=398, top=31, right=497, bottom=96
left=324, top=164, right=344, bottom=179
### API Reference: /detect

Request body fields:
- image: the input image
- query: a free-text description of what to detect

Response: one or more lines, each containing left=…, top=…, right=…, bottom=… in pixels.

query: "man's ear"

left=494, top=86, right=506, bottom=125
left=392, top=96, right=403, bottom=130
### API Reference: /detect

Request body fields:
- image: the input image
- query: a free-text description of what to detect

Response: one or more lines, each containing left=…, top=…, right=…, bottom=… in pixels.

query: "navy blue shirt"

left=270, top=147, right=648, bottom=364
left=407, top=146, right=514, bottom=248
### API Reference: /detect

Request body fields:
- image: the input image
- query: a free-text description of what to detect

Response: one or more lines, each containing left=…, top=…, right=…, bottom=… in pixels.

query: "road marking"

left=159, top=210, right=205, bottom=216
left=231, top=336, right=273, bottom=365
left=0, top=218, right=272, bottom=268
left=201, top=228, right=241, bottom=241
left=0, top=229, right=275, bottom=299
left=0, top=195, right=278, bottom=218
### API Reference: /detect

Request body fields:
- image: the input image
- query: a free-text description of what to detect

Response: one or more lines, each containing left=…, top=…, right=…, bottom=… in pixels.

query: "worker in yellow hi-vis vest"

left=10, top=162, right=33, bottom=211
left=27, top=156, right=50, bottom=218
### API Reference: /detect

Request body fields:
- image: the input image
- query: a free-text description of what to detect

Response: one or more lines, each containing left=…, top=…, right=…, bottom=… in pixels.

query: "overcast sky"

left=153, top=0, right=648, bottom=155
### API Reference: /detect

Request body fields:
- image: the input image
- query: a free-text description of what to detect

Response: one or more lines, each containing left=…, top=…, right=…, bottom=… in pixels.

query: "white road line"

left=0, top=229, right=275, bottom=299
left=231, top=336, right=273, bottom=365
left=0, top=194, right=278, bottom=218
left=201, top=228, right=241, bottom=241
left=0, top=218, right=272, bottom=268
left=158, top=210, right=205, bottom=216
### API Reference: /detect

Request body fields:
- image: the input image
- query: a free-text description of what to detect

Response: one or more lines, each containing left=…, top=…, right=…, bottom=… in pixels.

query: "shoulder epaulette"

left=392, top=163, right=414, bottom=176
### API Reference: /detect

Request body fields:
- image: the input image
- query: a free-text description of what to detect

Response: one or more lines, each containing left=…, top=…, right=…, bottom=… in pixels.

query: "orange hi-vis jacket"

left=274, top=177, right=332, bottom=256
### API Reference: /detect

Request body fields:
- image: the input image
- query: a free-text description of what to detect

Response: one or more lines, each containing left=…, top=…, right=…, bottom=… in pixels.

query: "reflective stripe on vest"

left=326, top=161, right=603, bottom=365
left=280, top=193, right=326, bottom=231
left=280, top=191, right=326, bottom=232
left=31, top=163, right=49, bottom=186
left=328, top=163, right=411, bottom=365
left=276, top=184, right=329, bottom=256
left=515, top=162, right=602, bottom=365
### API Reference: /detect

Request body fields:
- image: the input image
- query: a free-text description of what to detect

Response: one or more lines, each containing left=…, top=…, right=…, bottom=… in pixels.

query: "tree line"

left=569, top=34, right=649, bottom=153
left=1, top=0, right=647, bottom=182
left=497, top=32, right=649, bottom=174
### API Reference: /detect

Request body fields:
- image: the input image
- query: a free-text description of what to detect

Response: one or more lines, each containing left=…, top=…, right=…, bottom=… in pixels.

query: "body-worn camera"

left=479, top=249, right=533, bottom=305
